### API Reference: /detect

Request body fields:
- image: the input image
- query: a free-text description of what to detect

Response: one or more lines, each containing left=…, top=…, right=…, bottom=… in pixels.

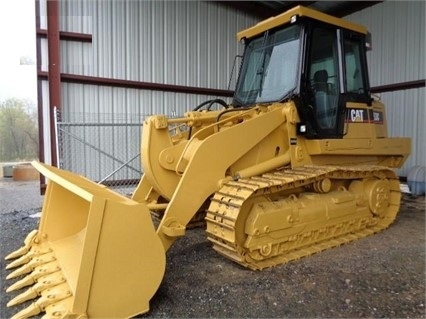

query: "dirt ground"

left=0, top=179, right=425, bottom=319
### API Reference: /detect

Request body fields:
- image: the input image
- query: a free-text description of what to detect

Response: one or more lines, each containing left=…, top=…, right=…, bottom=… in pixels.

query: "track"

left=205, top=165, right=401, bottom=270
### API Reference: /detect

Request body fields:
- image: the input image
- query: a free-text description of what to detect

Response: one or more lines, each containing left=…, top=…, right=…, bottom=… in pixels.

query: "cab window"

left=344, top=38, right=367, bottom=94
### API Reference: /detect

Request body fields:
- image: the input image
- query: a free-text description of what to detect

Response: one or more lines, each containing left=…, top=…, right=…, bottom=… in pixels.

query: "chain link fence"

left=55, top=108, right=147, bottom=196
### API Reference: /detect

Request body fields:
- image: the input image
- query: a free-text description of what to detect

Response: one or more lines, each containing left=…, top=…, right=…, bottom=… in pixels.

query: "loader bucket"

left=5, top=162, right=166, bottom=319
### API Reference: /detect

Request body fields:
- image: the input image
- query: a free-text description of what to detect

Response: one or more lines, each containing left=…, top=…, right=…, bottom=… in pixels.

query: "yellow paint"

left=5, top=5, right=410, bottom=319
left=237, top=5, right=368, bottom=41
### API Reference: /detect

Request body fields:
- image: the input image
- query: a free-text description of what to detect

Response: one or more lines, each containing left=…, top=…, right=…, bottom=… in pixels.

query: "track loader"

left=5, top=6, right=410, bottom=319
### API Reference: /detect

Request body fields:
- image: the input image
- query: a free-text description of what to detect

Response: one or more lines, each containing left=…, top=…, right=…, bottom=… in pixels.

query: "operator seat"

left=313, top=69, right=335, bottom=128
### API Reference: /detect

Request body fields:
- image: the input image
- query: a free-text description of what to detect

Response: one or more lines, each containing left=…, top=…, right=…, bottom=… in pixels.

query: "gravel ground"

left=0, top=178, right=43, bottom=213
left=0, top=178, right=425, bottom=319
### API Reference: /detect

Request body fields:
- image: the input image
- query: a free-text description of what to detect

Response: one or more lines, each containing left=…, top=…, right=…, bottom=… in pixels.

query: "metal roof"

left=236, top=5, right=368, bottom=40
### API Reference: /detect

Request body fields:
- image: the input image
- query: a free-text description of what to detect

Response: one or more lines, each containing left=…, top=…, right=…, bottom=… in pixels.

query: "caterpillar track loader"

left=5, top=6, right=410, bottom=319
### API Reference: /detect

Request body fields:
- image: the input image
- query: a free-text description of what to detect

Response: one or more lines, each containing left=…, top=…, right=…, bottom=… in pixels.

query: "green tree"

left=0, top=98, right=38, bottom=161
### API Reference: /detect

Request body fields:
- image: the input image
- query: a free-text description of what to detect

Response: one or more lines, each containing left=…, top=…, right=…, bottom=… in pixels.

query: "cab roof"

left=237, top=5, right=368, bottom=41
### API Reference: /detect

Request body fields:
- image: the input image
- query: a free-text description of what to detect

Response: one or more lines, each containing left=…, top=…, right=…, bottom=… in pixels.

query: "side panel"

left=343, top=101, right=386, bottom=139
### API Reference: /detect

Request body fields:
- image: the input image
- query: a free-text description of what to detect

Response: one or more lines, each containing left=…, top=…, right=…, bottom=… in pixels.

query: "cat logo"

left=346, top=108, right=383, bottom=124
left=346, top=109, right=383, bottom=124
left=350, top=109, right=365, bottom=122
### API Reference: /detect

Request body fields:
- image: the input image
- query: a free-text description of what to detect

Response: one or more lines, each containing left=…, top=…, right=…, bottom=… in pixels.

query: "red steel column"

left=47, top=0, right=61, bottom=167
left=35, top=0, right=46, bottom=192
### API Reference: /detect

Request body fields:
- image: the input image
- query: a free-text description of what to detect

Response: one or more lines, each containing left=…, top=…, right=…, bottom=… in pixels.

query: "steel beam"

left=47, top=0, right=61, bottom=167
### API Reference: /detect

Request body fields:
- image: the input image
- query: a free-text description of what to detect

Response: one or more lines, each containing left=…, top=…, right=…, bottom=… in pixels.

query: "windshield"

left=233, top=24, right=302, bottom=106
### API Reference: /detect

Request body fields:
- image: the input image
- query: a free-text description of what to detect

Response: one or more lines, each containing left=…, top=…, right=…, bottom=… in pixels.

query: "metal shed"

left=37, top=0, right=259, bottom=190
left=36, top=0, right=425, bottom=191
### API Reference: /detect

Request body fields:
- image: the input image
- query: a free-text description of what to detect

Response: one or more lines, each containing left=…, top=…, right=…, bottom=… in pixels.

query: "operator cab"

left=233, top=6, right=372, bottom=139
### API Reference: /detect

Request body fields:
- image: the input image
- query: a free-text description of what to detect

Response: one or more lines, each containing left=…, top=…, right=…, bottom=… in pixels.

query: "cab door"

left=306, top=25, right=344, bottom=138
left=300, top=23, right=372, bottom=139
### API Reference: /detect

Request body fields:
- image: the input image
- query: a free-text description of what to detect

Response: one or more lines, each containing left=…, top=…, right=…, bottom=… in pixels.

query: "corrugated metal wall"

left=40, top=1, right=424, bottom=179
left=345, top=1, right=425, bottom=177
left=39, top=0, right=259, bottom=181
left=58, top=0, right=258, bottom=112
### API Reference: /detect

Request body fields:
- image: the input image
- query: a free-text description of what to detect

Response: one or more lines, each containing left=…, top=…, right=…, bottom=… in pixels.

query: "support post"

left=47, top=0, right=61, bottom=167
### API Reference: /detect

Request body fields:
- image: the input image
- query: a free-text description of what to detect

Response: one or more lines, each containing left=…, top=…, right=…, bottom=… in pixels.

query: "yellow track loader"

left=5, top=6, right=410, bottom=319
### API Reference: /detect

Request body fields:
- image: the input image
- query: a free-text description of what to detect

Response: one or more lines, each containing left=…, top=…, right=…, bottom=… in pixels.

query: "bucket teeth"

left=7, top=261, right=61, bottom=292
left=6, top=254, right=33, bottom=270
left=7, top=289, right=38, bottom=307
left=10, top=303, right=42, bottom=319
left=7, top=252, right=56, bottom=280
left=10, top=283, right=72, bottom=319
left=7, top=272, right=66, bottom=307
left=6, top=247, right=52, bottom=270
left=5, top=230, right=38, bottom=260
